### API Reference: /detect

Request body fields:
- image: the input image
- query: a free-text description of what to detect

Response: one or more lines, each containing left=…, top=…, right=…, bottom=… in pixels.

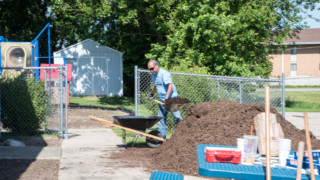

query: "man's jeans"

left=157, top=104, right=182, bottom=139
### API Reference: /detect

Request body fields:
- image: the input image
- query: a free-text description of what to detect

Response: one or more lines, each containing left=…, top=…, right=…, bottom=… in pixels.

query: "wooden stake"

left=304, top=112, right=315, bottom=180
left=296, top=141, right=305, bottom=180
left=265, top=86, right=271, bottom=180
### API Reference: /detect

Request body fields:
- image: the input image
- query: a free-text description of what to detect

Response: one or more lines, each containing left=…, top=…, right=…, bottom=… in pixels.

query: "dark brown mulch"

left=165, top=97, right=190, bottom=106
left=115, top=100, right=320, bottom=176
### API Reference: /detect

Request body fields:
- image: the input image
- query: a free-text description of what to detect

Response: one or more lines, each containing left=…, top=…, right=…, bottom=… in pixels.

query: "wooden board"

left=89, top=116, right=166, bottom=142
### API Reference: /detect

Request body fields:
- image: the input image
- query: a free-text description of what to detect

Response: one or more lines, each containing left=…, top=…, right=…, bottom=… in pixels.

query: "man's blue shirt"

left=152, top=68, right=178, bottom=101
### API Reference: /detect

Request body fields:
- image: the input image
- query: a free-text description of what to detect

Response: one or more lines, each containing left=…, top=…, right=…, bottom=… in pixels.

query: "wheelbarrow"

left=89, top=116, right=165, bottom=148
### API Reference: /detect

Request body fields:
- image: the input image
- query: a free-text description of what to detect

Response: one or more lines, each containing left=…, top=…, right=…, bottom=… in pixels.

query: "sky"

left=302, top=3, right=320, bottom=28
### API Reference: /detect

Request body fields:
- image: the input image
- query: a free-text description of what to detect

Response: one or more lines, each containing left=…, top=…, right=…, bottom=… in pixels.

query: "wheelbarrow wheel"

left=146, top=130, right=163, bottom=148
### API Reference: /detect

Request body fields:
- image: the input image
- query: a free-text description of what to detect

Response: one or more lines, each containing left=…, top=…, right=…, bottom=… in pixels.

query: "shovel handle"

left=304, top=112, right=315, bottom=180
left=153, top=99, right=165, bottom=105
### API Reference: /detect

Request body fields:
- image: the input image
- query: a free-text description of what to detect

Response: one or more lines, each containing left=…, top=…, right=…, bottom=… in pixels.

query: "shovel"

left=148, top=97, right=190, bottom=112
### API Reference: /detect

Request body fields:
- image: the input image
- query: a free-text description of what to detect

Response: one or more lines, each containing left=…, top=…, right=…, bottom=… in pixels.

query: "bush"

left=0, top=73, right=50, bottom=135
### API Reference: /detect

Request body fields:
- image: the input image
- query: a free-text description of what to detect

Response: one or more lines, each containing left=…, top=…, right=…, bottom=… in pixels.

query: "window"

left=291, top=63, right=297, bottom=71
left=290, top=47, right=296, bottom=55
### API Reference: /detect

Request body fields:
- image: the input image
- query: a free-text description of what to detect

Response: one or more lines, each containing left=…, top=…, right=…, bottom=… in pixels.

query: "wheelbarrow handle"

left=89, top=116, right=166, bottom=142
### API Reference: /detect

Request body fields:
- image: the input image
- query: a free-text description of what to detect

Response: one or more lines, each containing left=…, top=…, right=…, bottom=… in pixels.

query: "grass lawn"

left=285, top=91, right=320, bottom=112
left=70, top=92, right=320, bottom=113
left=69, top=96, right=135, bottom=110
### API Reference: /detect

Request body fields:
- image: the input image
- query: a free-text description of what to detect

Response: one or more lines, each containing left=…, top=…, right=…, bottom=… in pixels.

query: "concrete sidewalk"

left=58, top=128, right=209, bottom=180
left=285, top=112, right=320, bottom=140
left=58, top=128, right=150, bottom=180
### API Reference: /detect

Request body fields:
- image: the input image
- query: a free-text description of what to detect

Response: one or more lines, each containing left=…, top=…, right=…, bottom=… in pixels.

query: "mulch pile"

left=118, top=100, right=320, bottom=176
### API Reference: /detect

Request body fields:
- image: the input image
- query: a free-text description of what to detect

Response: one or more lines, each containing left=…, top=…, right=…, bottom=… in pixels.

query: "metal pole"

left=64, top=65, right=68, bottom=139
left=217, top=80, right=220, bottom=99
left=59, top=65, right=63, bottom=138
left=44, top=69, right=47, bottom=90
left=281, top=50, right=284, bottom=73
left=134, top=66, right=138, bottom=116
left=48, top=24, right=51, bottom=65
left=281, top=73, right=286, bottom=118
left=239, top=81, right=242, bottom=104
left=33, top=23, right=50, bottom=42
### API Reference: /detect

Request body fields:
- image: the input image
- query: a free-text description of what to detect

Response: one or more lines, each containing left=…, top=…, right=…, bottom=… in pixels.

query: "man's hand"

left=165, top=99, right=169, bottom=103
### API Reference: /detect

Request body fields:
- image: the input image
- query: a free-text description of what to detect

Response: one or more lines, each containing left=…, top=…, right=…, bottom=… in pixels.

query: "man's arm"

left=151, top=86, right=157, bottom=96
left=165, top=83, right=173, bottom=100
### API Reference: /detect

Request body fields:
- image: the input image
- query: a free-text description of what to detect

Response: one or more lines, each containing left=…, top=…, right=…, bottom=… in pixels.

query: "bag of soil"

left=254, top=113, right=284, bottom=156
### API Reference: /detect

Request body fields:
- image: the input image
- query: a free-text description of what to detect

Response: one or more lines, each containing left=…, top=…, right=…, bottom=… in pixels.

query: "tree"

left=0, top=0, right=52, bottom=58
left=49, top=0, right=319, bottom=95
left=146, top=0, right=319, bottom=78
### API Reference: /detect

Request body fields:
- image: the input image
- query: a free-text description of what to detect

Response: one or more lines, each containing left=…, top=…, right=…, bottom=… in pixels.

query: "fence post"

left=134, top=66, right=138, bottom=116
left=281, top=73, right=286, bottom=118
left=239, top=81, right=242, bottom=104
left=217, top=80, right=220, bottom=99
left=64, top=65, right=68, bottom=139
left=59, top=65, right=64, bottom=138
left=44, top=69, right=47, bottom=90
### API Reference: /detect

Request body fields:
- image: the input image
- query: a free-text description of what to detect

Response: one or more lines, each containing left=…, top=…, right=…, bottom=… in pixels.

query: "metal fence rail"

left=0, top=66, right=68, bottom=139
left=285, top=76, right=320, bottom=86
left=135, top=66, right=285, bottom=135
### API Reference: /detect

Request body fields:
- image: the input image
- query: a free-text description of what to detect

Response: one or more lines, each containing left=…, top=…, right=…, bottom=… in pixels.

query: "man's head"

left=147, top=60, right=159, bottom=74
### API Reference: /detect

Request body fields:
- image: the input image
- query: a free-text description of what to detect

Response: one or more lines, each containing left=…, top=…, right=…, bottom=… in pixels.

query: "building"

left=53, top=39, right=123, bottom=96
left=268, top=28, right=320, bottom=77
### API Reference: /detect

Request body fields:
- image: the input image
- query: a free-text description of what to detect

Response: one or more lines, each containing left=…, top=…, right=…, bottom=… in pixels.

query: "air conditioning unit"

left=1, top=42, right=32, bottom=76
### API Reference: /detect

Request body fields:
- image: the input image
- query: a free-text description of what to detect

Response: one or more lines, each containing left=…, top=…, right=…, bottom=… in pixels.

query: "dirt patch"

left=114, top=100, right=320, bottom=177
left=0, top=159, right=60, bottom=180
left=67, top=108, right=129, bottom=129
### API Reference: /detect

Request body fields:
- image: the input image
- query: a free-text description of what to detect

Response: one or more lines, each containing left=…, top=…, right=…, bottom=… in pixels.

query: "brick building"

left=268, top=28, right=320, bottom=77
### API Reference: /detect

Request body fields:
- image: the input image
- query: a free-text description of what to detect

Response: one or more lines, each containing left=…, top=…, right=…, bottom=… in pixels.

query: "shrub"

left=0, top=73, right=50, bottom=135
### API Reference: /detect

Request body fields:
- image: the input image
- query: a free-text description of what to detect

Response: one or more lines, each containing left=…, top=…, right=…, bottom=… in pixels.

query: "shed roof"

left=283, top=28, right=320, bottom=45
left=53, top=39, right=122, bottom=56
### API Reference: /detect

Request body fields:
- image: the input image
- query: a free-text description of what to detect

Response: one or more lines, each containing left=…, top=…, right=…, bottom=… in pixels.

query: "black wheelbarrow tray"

left=89, top=115, right=165, bottom=148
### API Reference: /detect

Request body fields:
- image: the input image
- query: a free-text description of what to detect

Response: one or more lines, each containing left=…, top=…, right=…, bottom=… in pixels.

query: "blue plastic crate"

left=150, top=171, right=184, bottom=180
left=197, top=144, right=320, bottom=180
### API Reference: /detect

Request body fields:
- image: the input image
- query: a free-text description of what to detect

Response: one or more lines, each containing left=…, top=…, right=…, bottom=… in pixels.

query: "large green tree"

left=49, top=0, right=319, bottom=95
left=146, top=0, right=320, bottom=77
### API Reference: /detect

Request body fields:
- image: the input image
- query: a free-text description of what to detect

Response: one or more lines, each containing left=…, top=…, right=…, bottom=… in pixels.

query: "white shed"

left=53, top=39, right=123, bottom=96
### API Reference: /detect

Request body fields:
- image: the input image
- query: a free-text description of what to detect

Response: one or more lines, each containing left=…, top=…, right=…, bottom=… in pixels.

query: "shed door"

left=66, top=58, right=78, bottom=96
left=108, top=52, right=123, bottom=96
left=92, top=57, right=108, bottom=95
left=74, top=57, right=93, bottom=95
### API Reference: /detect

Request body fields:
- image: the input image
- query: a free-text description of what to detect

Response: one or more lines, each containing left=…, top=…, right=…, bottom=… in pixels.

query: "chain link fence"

left=0, top=66, right=69, bottom=139
left=135, top=66, right=285, bottom=137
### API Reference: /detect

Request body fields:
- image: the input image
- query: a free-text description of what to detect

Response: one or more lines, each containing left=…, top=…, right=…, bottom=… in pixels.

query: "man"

left=148, top=60, right=182, bottom=139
